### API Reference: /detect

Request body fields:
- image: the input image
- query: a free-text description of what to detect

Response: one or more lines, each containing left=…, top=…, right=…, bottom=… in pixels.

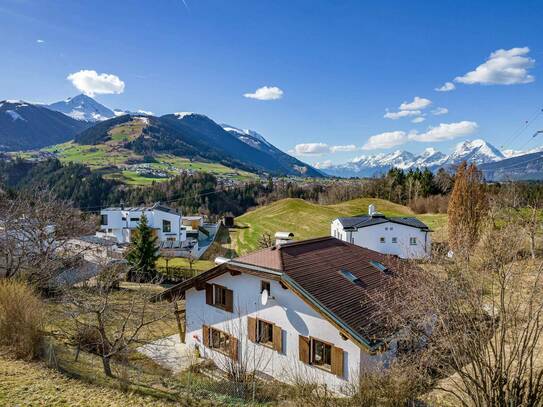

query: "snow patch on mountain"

left=46, top=94, right=115, bottom=122
left=221, top=124, right=273, bottom=148
left=5, top=110, right=26, bottom=121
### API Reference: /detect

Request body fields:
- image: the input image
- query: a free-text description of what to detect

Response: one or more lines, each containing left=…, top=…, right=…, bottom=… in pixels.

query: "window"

left=167, top=237, right=176, bottom=242
left=122, top=217, right=127, bottom=221
left=100, top=214, right=108, bottom=226
left=257, top=319, right=274, bottom=346
left=248, top=317, right=283, bottom=352
left=380, top=237, right=385, bottom=243
left=392, top=237, right=398, bottom=243
left=369, top=260, right=390, bottom=274
left=311, top=338, right=332, bottom=370
left=205, top=283, right=234, bottom=312
left=261, top=280, right=271, bottom=295
left=210, top=327, right=231, bottom=354
left=163, top=219, right=171, bottom=233
left=339, top=269, right=364, bottom=287
left=130, top=217, right=139, bottom=222
left=410, top=237, right=417, bottom=246
left=214, top=285, right=227, bottom=307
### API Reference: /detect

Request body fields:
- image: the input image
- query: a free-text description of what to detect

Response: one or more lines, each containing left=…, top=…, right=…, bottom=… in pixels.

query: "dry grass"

left=0, top=353, right=181, bottom=407
left=0, top=280, right=44, bottom=359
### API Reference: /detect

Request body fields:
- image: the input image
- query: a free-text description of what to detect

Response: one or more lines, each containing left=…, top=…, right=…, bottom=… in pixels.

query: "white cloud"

left=384, top=109, right=422, bottom=120
left=314, top=160, right=333, bottom=169
left=412, top=116, right=426, bottom=123
left=330, top=144, right=358, bottom=153
left=290, top=143, right=330, bottom=156
left=409, top=121, right=478, bottom=142
left=36, top=39, right=45, bottom=44
left=455, top=47, right=535, bottom=85
left=243, top=86, right=283, bottom=100
left=290, top=143, right=359, bottom=156
left=399, top=96, right=432, bottom=111
left=67, top=70, right=125, bottom=97
left=384, top=96, right=432, bottom=120
left=431, top=107, right=448, bottom=116
left=362, top=131, right=408, bottom=150
left=435, top=82, right=455, bottom=92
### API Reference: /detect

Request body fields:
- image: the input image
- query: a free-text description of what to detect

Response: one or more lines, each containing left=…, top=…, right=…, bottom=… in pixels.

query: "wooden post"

left=174, top=301, right=185, bottom=343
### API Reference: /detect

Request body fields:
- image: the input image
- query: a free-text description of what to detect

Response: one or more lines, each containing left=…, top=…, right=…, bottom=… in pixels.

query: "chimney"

left=368, top=204, right=376, bottom=217
left=275, top=231, right=294, bottom=246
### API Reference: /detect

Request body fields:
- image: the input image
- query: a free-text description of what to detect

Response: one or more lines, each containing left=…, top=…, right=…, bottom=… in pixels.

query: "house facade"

left=331, top=204, right=431, bottom=259
left=158, top=236, right=407, bottom=392
left=97, top=203, right=187, bottom=244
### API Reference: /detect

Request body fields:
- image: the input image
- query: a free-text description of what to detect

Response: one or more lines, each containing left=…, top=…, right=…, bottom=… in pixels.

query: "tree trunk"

left=102, top=355, right=113, bottom=377
left=530, top=233, right=536, bottom=259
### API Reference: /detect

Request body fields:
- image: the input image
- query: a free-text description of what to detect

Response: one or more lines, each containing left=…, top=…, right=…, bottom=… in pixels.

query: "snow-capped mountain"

left=221, top=124, right=273, bottom=149
left=46, top=94, right=115, bottom=122
left=319, top=139, right=508, bottom=178
left=445, top=139, right=504, bottom=165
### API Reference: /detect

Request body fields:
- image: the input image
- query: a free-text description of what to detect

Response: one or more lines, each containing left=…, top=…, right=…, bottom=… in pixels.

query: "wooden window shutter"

left=224, top=288, right=234, bottom=313
left=273, top=325, right=283, bottom=353
left=202, top=325, right=210, bottom=347
left=331, top=346, right=344, bottom=377
left=205, top=284, right=213, bottom=305
left=247, top=317, right=257, bottom=342
left=299, top=335, right=310, bottom=364
left=229, top=336, right=238, bottom=361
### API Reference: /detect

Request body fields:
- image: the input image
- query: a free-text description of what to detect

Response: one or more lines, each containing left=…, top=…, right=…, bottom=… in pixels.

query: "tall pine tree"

left=126, top=213, right=159, bottom=282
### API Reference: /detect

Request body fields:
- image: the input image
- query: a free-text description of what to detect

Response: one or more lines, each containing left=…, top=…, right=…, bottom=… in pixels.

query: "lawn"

left=156, top=257, right=215, bottom=273
left=230, top=197, right=448, bottom=255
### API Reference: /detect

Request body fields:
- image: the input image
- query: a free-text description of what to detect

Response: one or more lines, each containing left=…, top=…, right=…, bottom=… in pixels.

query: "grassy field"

left=0, top=354, right=181, bottom=407
left=229, top=197, right=448, bottom=255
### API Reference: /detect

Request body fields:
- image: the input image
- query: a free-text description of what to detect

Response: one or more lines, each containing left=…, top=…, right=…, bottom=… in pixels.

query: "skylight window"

left=339, top=269, right=365, bottom=287
left=369, top=260, right=391, bottom=275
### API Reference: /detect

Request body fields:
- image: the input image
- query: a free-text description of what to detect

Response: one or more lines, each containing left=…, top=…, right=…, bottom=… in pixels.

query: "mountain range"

left=318, top=139, right=543, bottom=180
left=0, top=94, right=320, bottom=177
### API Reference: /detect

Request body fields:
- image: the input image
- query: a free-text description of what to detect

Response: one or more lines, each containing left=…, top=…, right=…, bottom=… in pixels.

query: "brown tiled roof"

left=236, top=237, right=404, bottom=342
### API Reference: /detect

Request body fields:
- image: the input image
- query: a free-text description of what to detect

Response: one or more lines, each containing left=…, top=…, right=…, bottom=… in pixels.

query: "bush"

left=408, top=195, right=449, bottom=214
left=0, top=279, right=44, bottom=359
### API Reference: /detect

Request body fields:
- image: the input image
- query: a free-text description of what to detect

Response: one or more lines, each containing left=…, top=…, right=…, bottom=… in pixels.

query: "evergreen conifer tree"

left=126, top=213, right=159, bottom=282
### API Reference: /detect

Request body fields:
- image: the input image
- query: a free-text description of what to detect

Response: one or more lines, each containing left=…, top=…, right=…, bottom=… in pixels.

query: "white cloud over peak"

left=314, top=160, right=333, bottom=169
left=384, top=109, right=421, bottom=120
left=431, top=107, right=448, bottom=116
left=408, top=121, right=478, bottom=142
left=455, top=47, right=535, bottom=85
left=435, top=82, right=455, bottom=92
left=137, top=109, right=154, bottom=115
left=412, top=116, right=426, bottom=123
left=362, top=131, right=408, bottom=150
left=399, top=96, right=432, bottom=111
left=243, top=86, right=283, bottom=100
left=67, top=70, right=125, bottom=97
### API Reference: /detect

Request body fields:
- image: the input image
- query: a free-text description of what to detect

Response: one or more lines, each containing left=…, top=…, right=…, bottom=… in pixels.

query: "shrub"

left=0, top=279, right=44, bottom=359
left=408, top=195, right=449, bottom=214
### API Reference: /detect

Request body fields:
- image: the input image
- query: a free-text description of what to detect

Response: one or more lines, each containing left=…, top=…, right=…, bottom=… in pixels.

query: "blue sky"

left=1, top=0, right=542, bottom=166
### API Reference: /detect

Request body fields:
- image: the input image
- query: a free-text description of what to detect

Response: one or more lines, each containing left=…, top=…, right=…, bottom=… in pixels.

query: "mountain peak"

left=46, top=94, right=115, bottom=122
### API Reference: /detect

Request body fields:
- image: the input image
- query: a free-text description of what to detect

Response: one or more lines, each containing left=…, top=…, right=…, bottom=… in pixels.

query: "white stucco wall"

left=331, top=219, right=430, bottom=259
left=184, top=272, right=392, bottom=392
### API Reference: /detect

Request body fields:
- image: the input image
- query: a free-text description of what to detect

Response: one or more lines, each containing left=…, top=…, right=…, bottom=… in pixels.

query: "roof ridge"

left=277, top=235, right=336, bottom=249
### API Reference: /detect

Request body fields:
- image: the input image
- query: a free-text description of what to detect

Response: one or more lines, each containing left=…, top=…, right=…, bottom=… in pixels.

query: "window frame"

left=130, top=217, right=140, bottom=222
left=409, top=237, right=418, bottom=246
left=392, top=237, right=398, bottom=243
left=100, top=214, right=108, bottom=226
left=380, top=236, right=386, bottom=243
left=162, top=219, right=172, bottom=233
left=207, top=326, right=232, bottom=356
left=260, top=280, right=271, bottom=295
left=310, top=337, right=333, bottom=371
left=256, top=318, right=275, bottom=348
left=213, top=284, right=228, bottom=309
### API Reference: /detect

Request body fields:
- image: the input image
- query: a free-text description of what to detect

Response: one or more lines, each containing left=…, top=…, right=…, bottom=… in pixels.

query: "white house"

left=157, top=235, right=410, bottom=392
left=97, top=203, right=187, bottom=245
left=331, top=204, right=431, bottom=259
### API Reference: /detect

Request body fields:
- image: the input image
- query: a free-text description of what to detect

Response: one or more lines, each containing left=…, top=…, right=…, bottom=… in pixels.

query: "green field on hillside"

left=230, top=198, right=448, bottom=255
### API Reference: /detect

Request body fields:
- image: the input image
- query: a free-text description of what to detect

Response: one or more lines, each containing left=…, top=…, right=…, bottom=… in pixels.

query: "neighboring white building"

left=157, top=235, right=410, bottom=393
left=97, top=203, right=187, bottom=244
left=331, top=204, right=431, bottom=259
